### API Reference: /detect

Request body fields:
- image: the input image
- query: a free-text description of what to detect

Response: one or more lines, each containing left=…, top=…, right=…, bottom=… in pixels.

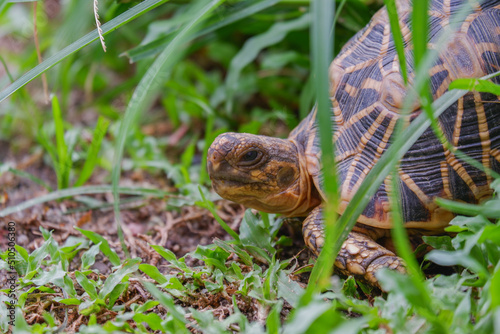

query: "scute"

left=299, top=0, right=500, bottom=229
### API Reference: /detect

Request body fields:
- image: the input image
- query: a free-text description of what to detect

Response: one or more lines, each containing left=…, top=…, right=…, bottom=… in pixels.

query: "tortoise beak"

left=207, top=146, right=225, bottom=177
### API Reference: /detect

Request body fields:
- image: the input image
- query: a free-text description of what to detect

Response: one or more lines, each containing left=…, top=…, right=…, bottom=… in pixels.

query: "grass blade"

left=74, top=116, right=110, bottom=187
left=383, top=1, right=436, bottom=326
left=412, top=0, right=429, bottom=68
left=449, top=78, right=500, bottom=95
left=0, top=0, right=169, bottom=104
left=5, top=167, right=53, bottom=191
left=383, top=0, right=408, bottom=83
left=303, top=0, right=336, bottom=301
left=435, top=198, right=500, bottom=219
left=0, top=185, right=172, bottom=217
left=51, top=95, right=71, bottom=189
left=197, top=186, right=240, bottom=241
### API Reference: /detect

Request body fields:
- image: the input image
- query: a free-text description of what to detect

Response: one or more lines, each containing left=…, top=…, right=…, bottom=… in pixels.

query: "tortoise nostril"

left=210, top=150, right=223, bottom=162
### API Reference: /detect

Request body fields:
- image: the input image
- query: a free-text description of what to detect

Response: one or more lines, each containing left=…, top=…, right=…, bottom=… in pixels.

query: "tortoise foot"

left=363, top=254, right=406, bottom=286
left=302, top=206, right=406, bottom=288
left=336, top=232, right=406, bottom=288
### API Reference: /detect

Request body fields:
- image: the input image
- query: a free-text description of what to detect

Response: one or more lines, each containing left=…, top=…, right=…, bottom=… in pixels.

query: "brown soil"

left=0, top=144, right=311, bottom=332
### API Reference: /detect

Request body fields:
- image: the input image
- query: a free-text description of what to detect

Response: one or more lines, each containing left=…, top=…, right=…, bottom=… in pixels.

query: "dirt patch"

left=0, top=146, right=311, bottom=332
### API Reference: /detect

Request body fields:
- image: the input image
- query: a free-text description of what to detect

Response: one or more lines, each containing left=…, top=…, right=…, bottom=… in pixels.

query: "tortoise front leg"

left=302, top=206, right=406, bottom=288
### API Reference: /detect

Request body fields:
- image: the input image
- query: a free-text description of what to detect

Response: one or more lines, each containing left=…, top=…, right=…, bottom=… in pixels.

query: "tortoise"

left=207, top=0, right=500, bottom=287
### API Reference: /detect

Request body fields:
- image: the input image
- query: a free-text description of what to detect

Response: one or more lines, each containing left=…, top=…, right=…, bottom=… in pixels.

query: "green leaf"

left=284, top=300, right=336, bottom=334
left=74, top=116, right=110, bottom=187
left=452, top=289, right=472, bottom=329
left=75, top=271, right=98, bottom=300
left=26, top=237, right=55, bottom=273
left=180, top=138, right=196, bottom=184
left=377, top=269, right=434, bottom=313
left=30, top=263, right=66, bottom=287
left=81, top=243, right=101, bottom=270
left=133, top=312, right=165, bottom=331
left=51, top=95, right=71, bottom=189
left=139, top=264, right=168, bottom=284
left=76, top=228, right=121, bottom=266
left=266, top=300, right=283, bottom=334
left=239, top=210, right=274, bottom=255
left=124, top=0, right=281, bottom=62
left=196, top=187, right=240, bottom=241
left=277, top=271, right=303, bottom=308
left=193, top=245, right=230, bottom=273
left=14, top=245, right=29, bottom=262
left=150, top=244, right=177, bottom=262
left=213, top=239, right=253, bottom=267
left=490, top=265, right=500, bottom=309
left=243, top=245, right=272, bottom=264
left=225, top=12, right=310, bottom=113
left=412, top=0, right=429, bottom=69
left=135, top=300, right=160, bottom=313
left=79, top=298, right=105, bottom=316
left=479, top=225, right=500, bottom=245
left=435, top=198, right=500, bottom=219
left=143, top=281, right=191, bottom=331
left=230, top=262, right=245, bottom=280
left=150, top=244, right=191, bottom=273
left=449, top=78, right=500, bottom=95
left=6, top=167, right=53, bottom=192
left=98, top=258, right=140, bottom=300
left=423, top=235, right=454, bottom=251
left=107, top=282, right=128, bottom=308
left=165, top=276, right=187, bottom=291
left=426, top=249, right=488, bottom=284
left=53, top=298, right=82, bottom=306
left=189, top=308, right=230, bottom=333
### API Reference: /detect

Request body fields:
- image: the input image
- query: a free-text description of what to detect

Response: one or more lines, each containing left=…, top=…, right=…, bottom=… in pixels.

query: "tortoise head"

left=207, top=132, right=320, bottom=216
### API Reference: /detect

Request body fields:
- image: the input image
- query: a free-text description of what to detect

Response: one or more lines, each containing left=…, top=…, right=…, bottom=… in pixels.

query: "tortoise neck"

left=285, top=138, right=322, bottom=217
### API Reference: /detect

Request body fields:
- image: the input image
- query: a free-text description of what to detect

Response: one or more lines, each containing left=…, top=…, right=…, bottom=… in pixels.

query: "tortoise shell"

left=289, top=0, right=500, bottom=230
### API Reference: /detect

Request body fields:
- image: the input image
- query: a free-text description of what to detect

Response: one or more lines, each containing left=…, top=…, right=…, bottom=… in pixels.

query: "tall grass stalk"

left=0, top=185, right=172, bottom=217
left=111, top=0, right=225, bottom=257
left=51, top=95, right=71, bottom=189
left=386, top=0, right=432, bottom=301
left=302, top=0, right=336, bottom=302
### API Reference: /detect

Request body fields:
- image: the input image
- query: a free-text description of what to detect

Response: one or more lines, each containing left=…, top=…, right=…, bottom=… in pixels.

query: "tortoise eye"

left=239, top=150, right=262, bottom=166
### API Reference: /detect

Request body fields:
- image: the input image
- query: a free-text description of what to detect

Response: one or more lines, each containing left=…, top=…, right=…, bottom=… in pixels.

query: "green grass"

left=1, top=0, right=500, bottom=333
left=1, top=203, right=500, bottom=332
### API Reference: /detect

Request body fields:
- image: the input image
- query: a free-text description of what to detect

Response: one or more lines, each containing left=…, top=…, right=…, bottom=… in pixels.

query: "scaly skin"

left=302, top=206, right=406, bottom=288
